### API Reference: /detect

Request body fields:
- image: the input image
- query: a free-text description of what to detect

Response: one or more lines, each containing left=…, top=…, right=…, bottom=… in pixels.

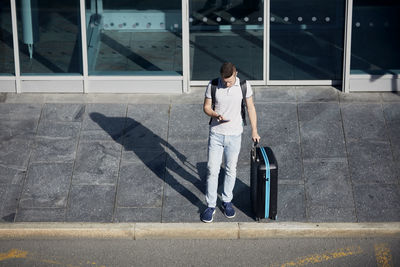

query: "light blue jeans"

left=206, top=131, right=242, bottom=208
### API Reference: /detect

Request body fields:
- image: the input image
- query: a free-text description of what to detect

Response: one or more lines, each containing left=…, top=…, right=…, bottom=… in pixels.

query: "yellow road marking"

left=0, top=249, right=28, bottom=261
left=270, top=246, right=363, bottom=267
left=0, top=248, right=104, bottom=267
left=375, top=243, right=393, bottom=267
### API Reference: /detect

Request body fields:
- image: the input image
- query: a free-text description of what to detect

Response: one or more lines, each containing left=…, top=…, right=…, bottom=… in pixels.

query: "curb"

left=0, top=222, right=399, bottom=239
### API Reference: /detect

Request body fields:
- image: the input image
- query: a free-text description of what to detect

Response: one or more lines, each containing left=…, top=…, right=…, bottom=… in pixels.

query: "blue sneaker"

left=222, top=202, right=236, bottom=218
left=201, top=207, right=216, bottom=223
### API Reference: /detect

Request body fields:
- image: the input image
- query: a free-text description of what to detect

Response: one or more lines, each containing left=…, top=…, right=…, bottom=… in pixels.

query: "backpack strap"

left=240, top=79, right=247, bottom=126
left=209, top=78, right=219, bottom=125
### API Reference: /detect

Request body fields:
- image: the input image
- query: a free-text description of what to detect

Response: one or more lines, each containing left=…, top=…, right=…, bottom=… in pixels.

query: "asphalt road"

left=0, top=237, right=399, bottom=267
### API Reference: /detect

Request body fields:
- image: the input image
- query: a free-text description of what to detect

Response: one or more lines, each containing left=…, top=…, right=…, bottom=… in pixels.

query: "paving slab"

left=298, top=103, right=346, bottom=159
left=41, top=103, right=85, bottom=122
left=304, top=159, right=354, bottom=208
left=122, top=147, right=166, bottom=165
left=255, top=103, right=299, bottom=143
left=341, top=103, right=388, bottom=142
left=0, top=93, right=6, bottom=103
left=126, top=94, right=171, bottom=104
left=307, top=206, right=356, bottom=223
left=303, top=159, right=356, bottom=222
left=66, top=185, right=115, bottom=222
left=339, top=92, right=382, bottom=103
left=0, top=166, right=25, bottom=185
left=36, top=120, right=81, bottom=139
left=383, top=103, right=400, bottom=160
left=0, top=184, right=22, bottom=222
left=295, top=86, right=339, bottom=102
left=0, top=119, right=38, bottom=140
left=117, top=161, right=164, bottom=208
left=161, top=182, right=205, bottom=223
left=353, top=184, right=400, bottom=222
left=0, top=103, right=42, bottom=121
left=30, top=137, right=77, bottom=163
left=277, top=184, right=307, bottom=222
left=171, top=87, right=204, bottom=104
left=0, top=138, right=33, bottom=169
left=264, top=141, right=302, bottom=182
left=80, top=104, right=127, bottom=142
left=381, top=92, right=400, bottom=102
left=346, top=140, right=397, bottom=184
left=123, top=105, right=169, bottom=149
left=164, top=143, right=207, bottom=186
left=115, top=207, right=162, bottom=223
left=254, top=86, right=297, bottom=103
left=73, top=141, right=121, bottom=185
left=122, top=125, right=169, bottom=151
left=15, top=208, right=65, bottom=222
left=19, top=163, right=73, bottom=208
left=5, top=93, right=47, bottom=104
left=168, top=104, right=210, bottom=144
left=165, top=158, right=206, bottom=186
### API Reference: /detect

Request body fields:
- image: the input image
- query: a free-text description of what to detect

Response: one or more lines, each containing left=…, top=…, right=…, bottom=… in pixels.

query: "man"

left=201, top=62, right=260, bottom=223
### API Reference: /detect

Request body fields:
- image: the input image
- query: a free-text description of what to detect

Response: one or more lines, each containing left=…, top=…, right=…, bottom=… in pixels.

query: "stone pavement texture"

left=0, top=87, right=399, bottom=224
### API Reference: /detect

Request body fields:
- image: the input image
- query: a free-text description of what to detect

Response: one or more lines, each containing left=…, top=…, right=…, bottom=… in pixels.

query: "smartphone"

left=219, top=119, right=230, bottom=123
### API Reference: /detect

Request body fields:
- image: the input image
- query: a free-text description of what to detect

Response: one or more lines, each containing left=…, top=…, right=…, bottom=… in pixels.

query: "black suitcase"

left=250, top=144, right=278, bottom=221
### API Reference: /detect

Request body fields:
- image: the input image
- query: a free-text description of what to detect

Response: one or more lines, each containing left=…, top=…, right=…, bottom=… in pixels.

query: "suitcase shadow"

left=90, top=112, right=207, bottom=216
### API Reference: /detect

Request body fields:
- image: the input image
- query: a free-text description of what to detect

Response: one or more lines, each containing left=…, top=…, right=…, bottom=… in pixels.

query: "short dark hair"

left=220, top=62, right=236, bottom=78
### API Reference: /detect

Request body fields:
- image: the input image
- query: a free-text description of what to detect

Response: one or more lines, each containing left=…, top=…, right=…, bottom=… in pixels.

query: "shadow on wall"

left=89, top=112, right=255, bottom=220
left=370, top=73, right=399, bottom=93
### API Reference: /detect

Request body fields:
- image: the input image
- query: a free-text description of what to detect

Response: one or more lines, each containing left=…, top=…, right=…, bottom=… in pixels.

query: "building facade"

left=0, top=0, right=399, bottom=93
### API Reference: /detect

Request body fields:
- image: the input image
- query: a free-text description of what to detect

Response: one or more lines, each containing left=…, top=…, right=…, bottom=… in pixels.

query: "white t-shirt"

left=205, top=77, right=253, bottom=135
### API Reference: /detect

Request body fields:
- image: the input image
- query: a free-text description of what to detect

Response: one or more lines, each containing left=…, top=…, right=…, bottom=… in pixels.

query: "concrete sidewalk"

left=0, top=86, right=399, bottom=226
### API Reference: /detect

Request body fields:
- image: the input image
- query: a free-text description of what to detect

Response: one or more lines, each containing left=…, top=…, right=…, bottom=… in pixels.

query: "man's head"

left=220, top=62, right=237, bottom=88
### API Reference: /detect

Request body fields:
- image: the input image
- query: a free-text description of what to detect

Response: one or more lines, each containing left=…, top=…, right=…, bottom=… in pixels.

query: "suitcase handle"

left=251, top=141, right=258, bottom=160
left=253, top=141, right=259, bottom=148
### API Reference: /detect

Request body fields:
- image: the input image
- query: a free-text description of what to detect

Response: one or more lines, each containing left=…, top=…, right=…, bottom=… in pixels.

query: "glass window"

left=270, top=0, right=345, bottom=80
left=350, top=0, right=400, bottom=75
left=189, top=0, right=264, bottom=81
left=16, top=0, right=82, bottom=75
left=0, top=0, right=15, bottom=75
left=86, top=0, right=182, bottom=75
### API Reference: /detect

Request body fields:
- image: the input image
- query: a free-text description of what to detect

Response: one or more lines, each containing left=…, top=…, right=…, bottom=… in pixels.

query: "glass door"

left=0, top=0, right=15, bottom=76
left=85, top=0, right=182, bottom=75
left=189, top=0, right=264, bottom=82
left=269, top=0, right=346, bottom=81
left=16, top=0, right=82, bottom=75
left=348, top=0, right=400, bottom=91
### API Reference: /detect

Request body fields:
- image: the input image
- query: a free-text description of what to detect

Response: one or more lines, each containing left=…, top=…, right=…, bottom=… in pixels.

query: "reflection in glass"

left=270, top=0, right=345, bottom=80
left=0, top=1, right=15, bottom=75
left=190, top=0, right=263, bottom=80
left=86, top=0, right=182, bottom=75
left=350, top=0, right=400, bottom=75
left=16, top=0, right=82, bottom=74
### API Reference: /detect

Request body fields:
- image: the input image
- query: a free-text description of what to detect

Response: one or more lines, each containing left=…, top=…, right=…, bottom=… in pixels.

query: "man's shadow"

left=90, top=112, right=207, bottom=215
left=90, top=112, right=254, bottom=219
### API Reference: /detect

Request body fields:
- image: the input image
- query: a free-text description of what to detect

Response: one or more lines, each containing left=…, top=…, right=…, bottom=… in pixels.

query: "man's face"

left=222, top=71, right=237, bottom=88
